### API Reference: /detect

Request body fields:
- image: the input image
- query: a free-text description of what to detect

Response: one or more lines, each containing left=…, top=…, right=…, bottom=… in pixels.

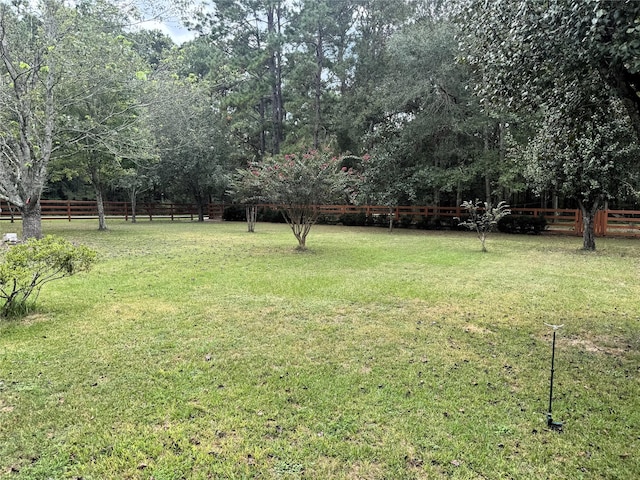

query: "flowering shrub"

left=233, top=148, right=361, bottom=249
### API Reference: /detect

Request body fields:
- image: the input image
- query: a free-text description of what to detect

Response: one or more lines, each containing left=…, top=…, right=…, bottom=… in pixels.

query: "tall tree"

left=286, top=0, right=356, bottom=149
left=150, top=72, right=233, bottom=221
left=457, top=0, right=640, bottom=249
left=53, top=31, right=155, bottom=231
left=0, top=0, right=189, bottom=239
left=195, top=0, right=287, bottom=158
left=0, top=1, right=63, bottom=239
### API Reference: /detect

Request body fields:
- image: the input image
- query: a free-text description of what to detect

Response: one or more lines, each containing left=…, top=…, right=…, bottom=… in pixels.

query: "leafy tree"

left=116, top=158, right=158, bottom=223
left=150, top=73, right=233, bottom=221
left=458, top=199, right=511, bottom=252
left=0, top=235, right=96, bottom=318
left=515, top=97, right=640, bottom=251
left=51, top=24, right=156, bottom=231
left=456, top=0, right=640, bottom=138
left=237, top=148, right=359, bottom=250
left=228, top=166, right=265, bottom=233
left=0, top=1, right=64, bottom=239
left=456, top=0, right=640, bottom=250
left=0, top=0, right=177, bottom=238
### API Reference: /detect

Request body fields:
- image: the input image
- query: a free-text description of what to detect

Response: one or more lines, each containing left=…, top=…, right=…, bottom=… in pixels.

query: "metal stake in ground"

left=544, top=323, right=564, bottom=431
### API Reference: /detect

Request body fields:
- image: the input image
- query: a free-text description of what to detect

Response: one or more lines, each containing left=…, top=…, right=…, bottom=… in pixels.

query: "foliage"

left=458, top=199, right=511, bottom=252
left=456, top=1, right=640, bottom=249
left=456, top=0, right=640, bottom=140
left=0, top=235, right=96, bottom=318
left=497, top=215, right=547, bottom=235
left=0, top=1, right=64, bottom=239
left=514, top=98, right=640, bottom=250
left=149, top=69, right=234, bottom=221
left=235, top=148, right=360, bottom=249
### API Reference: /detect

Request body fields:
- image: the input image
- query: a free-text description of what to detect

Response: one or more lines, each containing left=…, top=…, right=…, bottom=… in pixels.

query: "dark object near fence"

left=497, top=215, right=547, bottom=234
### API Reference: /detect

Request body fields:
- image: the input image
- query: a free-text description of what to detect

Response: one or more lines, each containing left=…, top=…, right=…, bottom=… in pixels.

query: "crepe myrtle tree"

left=228, top=164, right=265, bottom=233
left=239, top=148, right=361, bottom=250
left=458, top=199, right=511, bottom=252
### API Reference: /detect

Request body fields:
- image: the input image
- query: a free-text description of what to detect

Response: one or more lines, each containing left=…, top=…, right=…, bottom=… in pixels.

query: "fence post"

left=67, top=200, right=71, bottom=222
left=575, top=209, right=582, bottom=236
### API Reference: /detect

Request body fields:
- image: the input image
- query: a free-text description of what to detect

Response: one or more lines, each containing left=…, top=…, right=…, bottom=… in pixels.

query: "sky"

left=137, top=17, right=197, bottom=45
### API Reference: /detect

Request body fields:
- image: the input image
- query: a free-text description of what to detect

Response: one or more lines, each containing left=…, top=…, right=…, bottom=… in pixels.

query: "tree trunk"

left=130, top=191, right=137, bottom=223
left=95, top=188, right=107, bottom=231
left=197, top=202, right=206, bottom=222
left=267, top=4, right=284, bottom=155
left=578, top=198, right=601, bottom=251
left=246, top=205, right=257, bottom=232
left=313, top=25, right=325, bottom=149
left=21, top=201, right=42, bottom=240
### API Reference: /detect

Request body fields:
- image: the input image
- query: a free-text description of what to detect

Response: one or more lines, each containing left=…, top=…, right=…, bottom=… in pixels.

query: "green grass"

left=1, top=220, right=639, bottom=479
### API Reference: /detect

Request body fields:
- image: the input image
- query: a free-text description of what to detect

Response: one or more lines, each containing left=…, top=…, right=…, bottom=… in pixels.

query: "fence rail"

left=1, top=200, right=639, bottom=238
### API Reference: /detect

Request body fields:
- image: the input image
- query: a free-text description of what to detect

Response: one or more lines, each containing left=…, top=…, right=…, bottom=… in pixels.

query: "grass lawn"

left=0, top=220, right=639, bottom=479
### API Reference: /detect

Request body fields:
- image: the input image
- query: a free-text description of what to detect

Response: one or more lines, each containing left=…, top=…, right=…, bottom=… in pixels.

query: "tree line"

left=1, top=0, right=639, bottom=250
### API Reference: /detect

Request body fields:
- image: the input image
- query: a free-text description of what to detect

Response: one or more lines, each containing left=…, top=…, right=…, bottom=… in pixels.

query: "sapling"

left=0, top=235, right=96, bottom=317
left=458, top=200, right=511, bottom=252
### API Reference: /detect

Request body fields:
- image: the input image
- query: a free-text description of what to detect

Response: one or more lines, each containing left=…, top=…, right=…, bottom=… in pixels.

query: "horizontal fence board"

left=1, top=200, right=639, bottom=238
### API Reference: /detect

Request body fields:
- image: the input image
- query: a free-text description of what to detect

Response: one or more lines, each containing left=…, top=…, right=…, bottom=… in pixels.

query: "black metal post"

left=547, top=326, right=563, bottom=430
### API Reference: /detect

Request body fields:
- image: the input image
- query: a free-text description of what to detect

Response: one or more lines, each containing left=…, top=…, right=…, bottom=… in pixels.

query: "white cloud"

left=136, top=18, right=197, bottom=45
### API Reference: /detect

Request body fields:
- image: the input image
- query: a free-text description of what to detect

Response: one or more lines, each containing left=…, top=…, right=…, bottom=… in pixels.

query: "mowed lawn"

left=0, top=220, right=638, bottom=479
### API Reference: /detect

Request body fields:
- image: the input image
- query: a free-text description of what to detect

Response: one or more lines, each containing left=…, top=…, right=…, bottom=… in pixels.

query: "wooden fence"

left=1, top=200, right=639, bottom=238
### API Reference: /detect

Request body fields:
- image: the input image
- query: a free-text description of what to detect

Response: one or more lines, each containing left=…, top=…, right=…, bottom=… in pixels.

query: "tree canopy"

left=1, top=0, right=638, bottom=249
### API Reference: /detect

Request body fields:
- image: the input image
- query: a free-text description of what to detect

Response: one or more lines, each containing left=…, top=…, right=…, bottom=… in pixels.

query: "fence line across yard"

left=1, top=200, right=639, bottom=238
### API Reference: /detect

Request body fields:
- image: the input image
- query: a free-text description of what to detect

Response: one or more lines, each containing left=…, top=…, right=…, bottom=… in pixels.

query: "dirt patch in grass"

left=463, top=323, right=494, bottom=335
left=346, top=460, right=386, bottom=480
left=565, top=336, right=631, bottom=357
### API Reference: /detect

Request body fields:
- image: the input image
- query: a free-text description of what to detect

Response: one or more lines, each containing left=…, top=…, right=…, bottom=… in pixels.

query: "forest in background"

left=2, top=0, right=640, bottom=237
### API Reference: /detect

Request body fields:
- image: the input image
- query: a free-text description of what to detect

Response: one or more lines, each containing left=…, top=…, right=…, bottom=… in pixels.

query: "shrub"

left=399, top=215, right=414, bottom=229
left=458, top=200, right=511, bottom=252
left=0, top=235, right=97, bottom=318
left=340, top=212, right=368, bottom=226
left=223, top=205, right=246, bottom=222
left=497, top=215, right=547, bottom=235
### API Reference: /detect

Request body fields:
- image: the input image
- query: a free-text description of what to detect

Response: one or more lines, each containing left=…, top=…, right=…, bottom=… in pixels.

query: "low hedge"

left=497, top=215, right=547, bottom=235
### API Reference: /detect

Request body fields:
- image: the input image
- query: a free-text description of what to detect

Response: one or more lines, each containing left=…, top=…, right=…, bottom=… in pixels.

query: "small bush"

left=340, top=212, right=368, bottom=226
left=223, top=205, right=246, bottom=222
left=399, top=215, right=414, bottom=229
left=258, top=208, right=287, bottom=223
left=0, top=235, right=96, bottom=318
left=497, top=215, right=547, bottom=235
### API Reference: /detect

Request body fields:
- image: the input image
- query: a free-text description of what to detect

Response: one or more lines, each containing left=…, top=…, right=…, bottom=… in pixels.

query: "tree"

left=456, top=0, right=640, bottom=141
left=150, top=72, right=233, bottom=221
left=0, top=1, right=63, bottom=239
left=194, top=0, right=287, bottom=158
left=456, top=0, right=640, bottom=249
left=458, top=199, right=510, bottom=253
left=363, top=15, right=490, bottom=210
left=237, top=148, right=359, bottom=250
left=228, top=165, right=265, bottom=233
left=0, top=0, right=179, bottom=238
left=47, top=18, right=156, bottom=231
left=116, top=159, right=157, bottom=223
left=286, top=0, right=357, bottom=149
left=514, top=97, right=640, bottom=251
